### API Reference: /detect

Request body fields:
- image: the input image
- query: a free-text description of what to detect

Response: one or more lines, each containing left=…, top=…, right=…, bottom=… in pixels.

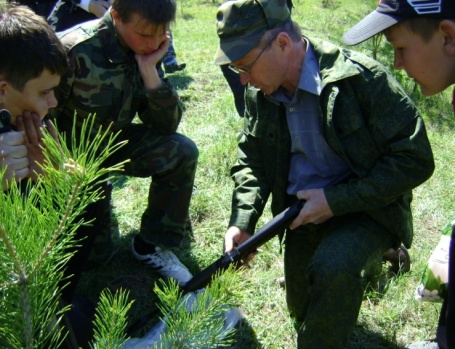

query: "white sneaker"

left=131, top=239, right=192, bottom=286
left=406, top=341, right=439, bottom=349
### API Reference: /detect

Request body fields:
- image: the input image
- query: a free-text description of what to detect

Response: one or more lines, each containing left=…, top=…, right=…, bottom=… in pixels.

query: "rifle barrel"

left=182, top=200, right=304, bottom=293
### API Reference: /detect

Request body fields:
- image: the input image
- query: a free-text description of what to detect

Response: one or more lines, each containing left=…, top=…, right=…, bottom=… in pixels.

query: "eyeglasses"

left=228, top=39, right=273, bottom=75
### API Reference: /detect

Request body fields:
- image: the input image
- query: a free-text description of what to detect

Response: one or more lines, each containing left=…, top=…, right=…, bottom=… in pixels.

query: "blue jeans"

left=162, top=33, right=179, bottom=67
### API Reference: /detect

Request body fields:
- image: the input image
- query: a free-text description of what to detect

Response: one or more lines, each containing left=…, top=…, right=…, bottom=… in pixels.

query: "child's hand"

left=135, top=32, right=171, bottom=89
left=0, top=130, right=28, bottom=191
left=16, top=111, right=48, bottom=182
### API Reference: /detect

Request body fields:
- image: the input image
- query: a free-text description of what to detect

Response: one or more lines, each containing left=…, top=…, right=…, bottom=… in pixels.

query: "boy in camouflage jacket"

left=50, top=0, right=198, bottom=287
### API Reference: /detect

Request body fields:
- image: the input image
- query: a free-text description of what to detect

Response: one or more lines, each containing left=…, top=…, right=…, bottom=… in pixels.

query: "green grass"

left=77, top=0, right=455, bottom=347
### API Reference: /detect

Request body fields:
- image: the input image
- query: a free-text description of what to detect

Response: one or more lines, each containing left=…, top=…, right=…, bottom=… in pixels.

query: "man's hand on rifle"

left=289, top=188, right=333, bottom=228
left=224, top=226, right=257, bottom=267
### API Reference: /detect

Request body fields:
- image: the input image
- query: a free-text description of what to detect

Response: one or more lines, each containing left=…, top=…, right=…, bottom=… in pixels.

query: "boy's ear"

left=0, top=80, right=7, bottom=104
left=111, top=9, right=121, bottom=24
left=440, top=20, right=455, bottom=56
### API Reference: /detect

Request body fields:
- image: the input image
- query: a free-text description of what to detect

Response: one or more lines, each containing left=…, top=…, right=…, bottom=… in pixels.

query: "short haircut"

left=111, top=0, right=176, bottom=27
left=0, top=3, right=68, bottom=91
left=401, top=17, right=454, bottom=42
left=262, top=20, right=302, bottom=48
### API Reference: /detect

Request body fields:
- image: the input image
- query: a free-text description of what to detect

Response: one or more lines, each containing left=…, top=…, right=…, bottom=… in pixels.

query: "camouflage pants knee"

left=111, top=124, right=198, bottom=248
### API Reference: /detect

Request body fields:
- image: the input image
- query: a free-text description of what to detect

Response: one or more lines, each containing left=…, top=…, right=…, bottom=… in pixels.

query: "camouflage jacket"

left=50, top=11, right=182, bottom=134
left=229, top=37, right=435, bottom=247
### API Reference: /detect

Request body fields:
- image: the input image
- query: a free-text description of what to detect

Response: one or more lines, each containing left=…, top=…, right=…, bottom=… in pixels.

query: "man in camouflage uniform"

left=216, top=0, right=435, bottom=347
left=49, top=0, right=198, bottom=291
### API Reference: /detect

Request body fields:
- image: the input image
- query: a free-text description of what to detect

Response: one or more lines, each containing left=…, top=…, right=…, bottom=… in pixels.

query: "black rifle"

left=127, top=199, right=304, bottom=335
left=182, top=199, right=305, bottom=293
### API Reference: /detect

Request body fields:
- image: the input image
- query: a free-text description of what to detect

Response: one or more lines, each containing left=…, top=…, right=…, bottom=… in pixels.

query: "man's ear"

left=440, top=20, right=455, bottom=56
left=275, top=32, right=291, bottom=51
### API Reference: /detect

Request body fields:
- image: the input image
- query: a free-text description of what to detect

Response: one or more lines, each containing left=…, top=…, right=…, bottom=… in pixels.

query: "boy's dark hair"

left=111, top=0, right=176, bottom=27
left=402, top=17, right=451, bottom=42
left=0, top=3, right=68, bottom=92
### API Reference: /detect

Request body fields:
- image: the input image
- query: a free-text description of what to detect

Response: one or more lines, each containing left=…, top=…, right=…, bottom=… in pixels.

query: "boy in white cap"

left=344, top=1, right=455, bottom=348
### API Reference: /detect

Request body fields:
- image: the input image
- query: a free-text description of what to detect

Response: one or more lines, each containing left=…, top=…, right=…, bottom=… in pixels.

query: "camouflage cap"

left=214, top=0, right=291, bottom=65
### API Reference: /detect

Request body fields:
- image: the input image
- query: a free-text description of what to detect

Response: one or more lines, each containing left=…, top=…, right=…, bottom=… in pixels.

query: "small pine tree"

left=0, top=116, right=127, bottom=348
left=0, top=115, right=247, bottom=349
left=151, top=266, right=244, bottom=349
left=91, top=288, right=134, bottom=349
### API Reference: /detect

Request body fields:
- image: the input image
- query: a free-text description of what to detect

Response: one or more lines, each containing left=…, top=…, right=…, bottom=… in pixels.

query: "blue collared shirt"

left=271, top=38, right=352, bottom=194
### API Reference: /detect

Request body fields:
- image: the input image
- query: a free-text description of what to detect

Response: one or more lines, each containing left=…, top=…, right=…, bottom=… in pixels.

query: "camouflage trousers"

left=284, top=212, right=399, bottom=349
left=108, top=123, right=199, bottom=248
left=61, top=123, right=197, bottom=300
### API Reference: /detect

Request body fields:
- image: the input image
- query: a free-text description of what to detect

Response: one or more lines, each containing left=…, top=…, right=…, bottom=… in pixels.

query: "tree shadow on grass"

left=167, top=74, right=194, bottom=92
left=348, top=325, right=405, bottom=349
left=76, top=228, right=261, bottom=344
left=226, top=318, right=262, bottom=349
left=226, top=316, right=405, bottom=349
left=74, top=176, right=202, bottom=338
left=75, top=230, right=163, bottom=336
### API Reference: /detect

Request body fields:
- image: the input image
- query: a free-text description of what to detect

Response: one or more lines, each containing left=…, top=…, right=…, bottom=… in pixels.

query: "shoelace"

left=149, top=249, right=180, bottom=270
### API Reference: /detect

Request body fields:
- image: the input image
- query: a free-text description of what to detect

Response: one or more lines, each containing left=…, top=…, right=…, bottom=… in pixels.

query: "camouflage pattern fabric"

left=228, top=36, right=434, bottom=348
left=284, top=214, right=397, bottom=348
left=52, top=12, right=181, bottom=134
left=229, top=37, right=434, bottom=248
left=215, top=0, right=291, bottom=65
left=105, top=124, right=198, bottom=248
left=49, top=11, right=197, bottom=258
